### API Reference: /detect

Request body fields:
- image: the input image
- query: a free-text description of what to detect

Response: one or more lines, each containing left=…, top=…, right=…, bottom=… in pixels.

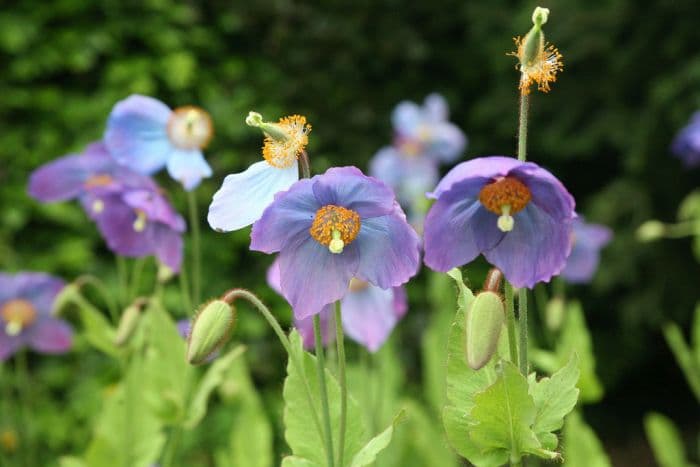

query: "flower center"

left=310, top=205, right=361, bottom=254
left=84, top=174, right=114, bottom=189
left=133, top=209, right=147, bottom=232
left=1, top=299, right=37, bottom=336
left=167, top=106, right=214, bottom=150
left=478, top=177, right=531, bottom=232
left=262, top=115, right=311, bottom=169
left=348, top=278, right=369, bottom=292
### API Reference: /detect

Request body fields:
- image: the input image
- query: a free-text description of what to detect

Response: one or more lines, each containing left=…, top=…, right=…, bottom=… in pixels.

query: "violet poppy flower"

left=0, top=272, right=72, bottom=360
left=267, top=259, right=407, bottom=352
left=29, top=142, right=186, bottom=271
left=560, top=217, right=612, bottom=284
left=251, top=166, right=420, bottom=320
left=105, top=94, right=213, bottom=190
left=671, top=112, right=700, bottom=168
left=423, top=156, right=575, bottom=288
left=208, top=112, right=311, bottom=232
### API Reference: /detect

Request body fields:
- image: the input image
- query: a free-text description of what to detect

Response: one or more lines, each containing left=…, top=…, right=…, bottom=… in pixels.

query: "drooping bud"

left=545, top=296, right=566, bottom=332
left=636, top=220, right=666, bottom=242
left=465, top=291, right=505, bottom=370
left=186, top=300, right=236, bottom=365
left=114, top=300, right=147, bottom=346
left=51, top=283, right=81, bottom=316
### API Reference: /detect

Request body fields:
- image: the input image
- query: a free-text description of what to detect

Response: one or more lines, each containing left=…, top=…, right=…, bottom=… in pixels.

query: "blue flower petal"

left=312, top=166, right=395, bottom=218
left=341, top=285, right=402, bottom=353
left=166, top=148, right=213, bottom=191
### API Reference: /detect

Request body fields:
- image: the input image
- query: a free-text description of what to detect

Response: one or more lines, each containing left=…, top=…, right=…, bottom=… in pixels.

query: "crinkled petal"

left=278, top=234, right=359, bottom=320
left=391, top=101, right=422, bottom=134
left=0, top=273, right=65, bottom=315
left=293, top=306, right=335, bottom=350
left=93, top=195, right=153, bottom=257
left=369, top=147, right=403, bottom=190
left=369, top=147, right=438, bottom=210
left=0, top=332, right=24, bottom=361
left=561, top=221, right=612, bottom=283
left=151, top=223, right=184, bottom=272
left=266, top=258, right=283, bottom=294
left=354, top=208, right=421, bottom=289
left=105, top=95, right=173, bottom=174
left=312, top=166, right=394, bottom=218
left=426, top=122, right=467, bottom=163
left=483, top=204, right=572, bottom=288
left=429, top=156, right=522, bottom=198
left=27, top=318, right=73, bottom=354
left=341, top=285, right=401, bottom=352
left=166, top=149, right=213, bottom=191
left=209, top=160, right=299, bottom=233
left=510, top=163, right=575, bottom=221
left=250, top=176, right=318, bottom=253
left=423, top=93, right=449, bottom=122
left=122, top=189, right=186, bottom=232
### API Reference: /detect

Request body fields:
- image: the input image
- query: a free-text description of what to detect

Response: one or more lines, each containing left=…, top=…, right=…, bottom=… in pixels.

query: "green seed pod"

left=465, top=291, right=505, bottom=370
left=114, top=303, right=144, bottom=347
left=186, top=300, right=236, bottom=365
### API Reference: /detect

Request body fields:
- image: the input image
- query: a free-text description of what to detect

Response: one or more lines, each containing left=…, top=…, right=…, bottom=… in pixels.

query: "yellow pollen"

left=509, top=36, right=563, bottom=95
left=133, top=210, right=147, bottom=232
left=479, top=177, right=531, bottom=215
left=348, top=278, right=369, bottom=293
left=84, top=174, right=113, bottom=189
left=92, top=199, right=104, bottom=214
left=262, top=115, right=311, bottom=169
left=167, top=106, right=214, bottom=150
left=1, top=299, right=37, bottom=335
left=310, top=205, right=361, bottom=249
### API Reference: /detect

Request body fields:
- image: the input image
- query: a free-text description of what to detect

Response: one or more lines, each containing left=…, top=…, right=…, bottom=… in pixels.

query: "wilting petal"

left=151, top=223, right=184, bottom=272
left=27, top=318, right=73, bottom=354
left=209, top=160, right=299, bottom=233
left=483, top=204, right=572, bottom=288
left=561, top=220, right=612, bottom=283
left=0, top=332, right=24, bottom=361
left=312, top=166, right=394, bottom=218
left=429, top=156, right=522, bottom=198
left=341, top=285, right=401, bottom=352
left=166, top=148, right=213, bottom=191
left=354, top=209, right=421, bottom=289
left=278, top=234, right=359, bottom=320
left=294, top=306, right=335, bottom=350
left=105, top=95, right=173, bottom=174
left=250, top=177, right=318, bottom=253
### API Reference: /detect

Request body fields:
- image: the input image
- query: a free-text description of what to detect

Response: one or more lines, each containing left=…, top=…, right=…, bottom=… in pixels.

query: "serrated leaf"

left=563, top=410, right=611, bottom=467
left=446, top=268, right=475, bottom=314
left=350, top=410, right=406, bottom=467
left=644, top=412, right=691, bottom=467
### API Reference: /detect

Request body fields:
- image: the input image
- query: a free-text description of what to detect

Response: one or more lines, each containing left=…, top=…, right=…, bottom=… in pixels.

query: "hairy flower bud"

left=465, top=291, right=505, bottom=370
left=636, top=220, right=666, bottom=242
left=51, top=283, right=81, bottom=316
left=186, top=300, right=236, bottom=365
left=114, top=301, right=146, bottom=346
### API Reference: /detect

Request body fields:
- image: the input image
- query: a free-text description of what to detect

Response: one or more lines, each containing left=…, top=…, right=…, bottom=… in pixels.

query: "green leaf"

left=58, top=457, right=87, bottom=467
left=663, top=321, right=700, bottom=402
left=692, top=303, right=700, bottom=366
left=644, top=412, right=690, bottom=467
left=446, top=268, right=475, bottom=313
left=183, top=345, right=246, bottom=429
left=72, top=295, right=119, bottom=357
left=350, top=410, right=406, bottom=467
left=563, top=410, right=611, bottom=467
left=529, top=354, right=580, bottom=449
left=281, top=457, right=319, bottom=467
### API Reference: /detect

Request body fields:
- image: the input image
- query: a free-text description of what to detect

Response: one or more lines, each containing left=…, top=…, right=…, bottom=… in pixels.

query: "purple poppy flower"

left=391, top=93, right=467, bottom=164
left=0, top=272, right=72, bottom=360
left=671, top=112, right=700, bottom=168
left=29, top=142, right=186, bottom=271
left=423, top=156, right=575, bottom=288
left=267, top=259, right=407, bottom=352
left=560, top=217, right=612, bottom=284
left=105, top=95, right=214, bottom=190
left=251, top=166, right=420, bottom=320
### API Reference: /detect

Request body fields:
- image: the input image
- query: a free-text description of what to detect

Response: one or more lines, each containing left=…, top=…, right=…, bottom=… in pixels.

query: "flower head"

left=267, top=260, right=407, bottom=352
left=423, top=156, right=575, bottom=288
left=0, top=272, right=72, bottom=360
left=29, top=142, right=186, bottom=271
left=105, top=95, right=213, bottom=190
left=207, top=112, right=311, bottom=232
left=560, top=217, right=612, bottom=283
left=251, top=166, right=420, bottom=320
left=671, top=112, right=700, bottom=168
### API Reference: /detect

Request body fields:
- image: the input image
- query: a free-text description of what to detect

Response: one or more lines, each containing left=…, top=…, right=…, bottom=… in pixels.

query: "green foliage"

left=563, top=410, right=611, bottom=467
left=663, top=303, right=700, bottom=402
left=644, top=412, right=696, bottom=467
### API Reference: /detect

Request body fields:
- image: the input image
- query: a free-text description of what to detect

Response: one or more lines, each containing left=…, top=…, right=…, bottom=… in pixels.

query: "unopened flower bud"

left=636, top=220, right=665, bottom=242
left=114, top=301, right=145, bottom=346
left=545, top=296, right=566, bottom=332
left=51, top=283, right=81, bottom=316
left=465, top=291, right=505, bottom=370
left=157, top=262, right=175, bottom=284
left=186, top=300, right=236, bottom=365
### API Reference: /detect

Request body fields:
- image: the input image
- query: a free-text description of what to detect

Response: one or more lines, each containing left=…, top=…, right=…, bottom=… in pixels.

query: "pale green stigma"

left=246, top=111, right=289, bottom=142
left=532, top=6, right=549, bottom=26
left=133, top=211, right=147, bottom=232
left=5, top=321, right=22, bottom=336
left=328, top=229, right=345, bottom=254
left=92, top=199, right=104, bottom=214
left=497, top=205, right=514, bottom=232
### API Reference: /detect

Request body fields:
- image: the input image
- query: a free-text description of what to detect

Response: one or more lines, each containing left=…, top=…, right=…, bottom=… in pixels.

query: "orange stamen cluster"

left=262, top=115, right=311, bottom=168
left=510, top=36, right=563, bottom=94
left=479, top=177, right=531, bottom=214
left=310, top=205, right=361, bottom=247
left=167, top=106, right=214, bottom=150
left=348, top=278, right=369, bottom=293
left=84, top=174, right=114, bottom=189
left=1, top=299, right=37, bottom=328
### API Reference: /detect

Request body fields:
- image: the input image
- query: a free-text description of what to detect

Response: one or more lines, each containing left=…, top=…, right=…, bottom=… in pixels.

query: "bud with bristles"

left=186, top=300, right=236, bottom=365
left=465, top=291, right=505, bottom=370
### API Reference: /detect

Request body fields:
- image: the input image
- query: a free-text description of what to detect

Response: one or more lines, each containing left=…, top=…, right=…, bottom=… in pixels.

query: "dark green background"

left=2, top=0, right=700, bottom=463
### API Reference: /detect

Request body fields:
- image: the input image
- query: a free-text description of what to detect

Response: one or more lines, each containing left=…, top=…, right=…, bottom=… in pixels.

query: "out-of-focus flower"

left=251, top=166, right=420, bottom=320
left=29, top=142, right=185, bottom=271
left=423, top=156, right=575, bottom=288
left=267, top=260, right=407, bottom=352
left=208, top=112, right=311, bottom=232
left=671, top=112, right=700, bottom=168
left=0, top=272, right=72, bottom=360
left=560, top=218, right=612, bottom=284
left=105, top=95, right=213, bottom=190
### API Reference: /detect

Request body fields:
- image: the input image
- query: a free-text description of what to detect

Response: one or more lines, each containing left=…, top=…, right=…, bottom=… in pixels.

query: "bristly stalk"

left=314, top=314, right=336, bottom=467
left=335, top=301, right=347, bottom=466
left=505, top=282, right=519, bottom=365
left=187, top=191, right=202, bottom=305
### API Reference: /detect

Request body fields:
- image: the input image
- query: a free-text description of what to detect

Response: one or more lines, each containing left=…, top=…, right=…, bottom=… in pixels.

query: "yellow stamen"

left=348, top=278, right=369, bottom=292
left=167, top=106, right=214, bottom=150
left=92, top=199, right=104, bottom=214
left=84, top=174, right=113, bottom=189
left=133, top=210, right=147, bottom=232
left=310, top=205, right=361, bottom=253
left=1, top=299, right=37, bottom=336
left=479, top=177, right=532, bottom=232
left=262, top=115, right=311, bottom=168
left=509, top=36, right=563, bottom=95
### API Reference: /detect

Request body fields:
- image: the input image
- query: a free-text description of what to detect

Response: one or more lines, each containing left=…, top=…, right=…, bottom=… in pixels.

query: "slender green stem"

left=517, top=93, right=529, bottom=162
left=75, top=275, right=119, bottom=324
left=518, top=288, right=528, bottom=375
left=162, top=426, right=182, bottom=467
left=15, top=351, right=35, bottom=466
left=187, top=191, right=202, bottom=305
left=178, top=264, right=194, bottom=315
left=314, top=315, right=336, bottom=467
left=504, top=282, right=519, bottom=365
left=116, top=255, right=128, bottom=308
left=334, top=302, right=347, bottom=467
left=128, top=258, right=146, bottom=302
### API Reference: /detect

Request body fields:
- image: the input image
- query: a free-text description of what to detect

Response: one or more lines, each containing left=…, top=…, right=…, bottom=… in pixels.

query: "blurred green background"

left=1, top=0, right=700, bottom=464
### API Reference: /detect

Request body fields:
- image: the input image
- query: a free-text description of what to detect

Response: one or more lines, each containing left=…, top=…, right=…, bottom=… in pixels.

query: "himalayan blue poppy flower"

left=560, top=217, right=612, bottom=283
left=208, top=112, right=311, bottom=232
left=267, top=259, right=407, bottom=352
left=0, top=272, right=72, bottom=360
left=29, top=142, right=186, bottom=271
left=251, top=166, right=420, bottom=320
left=105, top=94, right=213, bottom=190
left=423, top=156, right=575, bottom=288
left=671, top=112, right=700, bottom=168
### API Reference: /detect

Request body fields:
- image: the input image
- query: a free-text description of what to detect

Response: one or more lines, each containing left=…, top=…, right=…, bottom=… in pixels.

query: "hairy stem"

left=334, top=302, right=347, bottom=466
left=314, top=314, right=336, bottom=467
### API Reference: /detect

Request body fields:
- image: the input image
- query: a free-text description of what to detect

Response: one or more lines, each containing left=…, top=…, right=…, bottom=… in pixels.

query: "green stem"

left=162, top=426, right=182, bottom=467
left=187, top=191, right=202, bottom=305
left=75, top=275, right=119, bottom=324
left=15, top=351, right=35, bottom=466
left=128, top=258, right=146, bottom=302
left=314, top=314, right=336, bottom=467
left=518, top=288, right=529, bottom=375
left=505, top=282, right=519, bottom=365
left=178, top=264, right=194, bottom=315
left=334, top=302, right=347, bottom=467
left=517, top=93, right=529, bottom=162
left=116, top=255, right=128, bottom=308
